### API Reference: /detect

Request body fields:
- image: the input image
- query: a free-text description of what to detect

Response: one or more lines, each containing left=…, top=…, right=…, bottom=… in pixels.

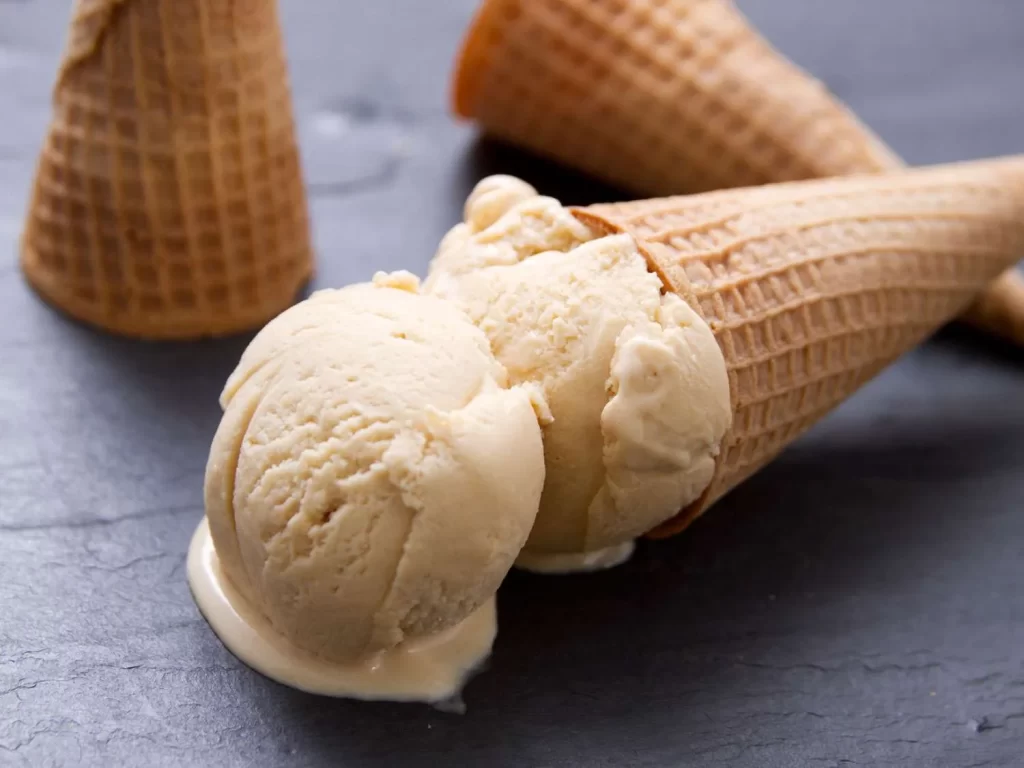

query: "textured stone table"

left=1, top=1, right=1022, bottom=766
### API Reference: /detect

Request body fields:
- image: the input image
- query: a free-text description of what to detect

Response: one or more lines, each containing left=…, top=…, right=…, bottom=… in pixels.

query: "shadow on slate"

left=35, top=305, right=256, bottom=423
left=932, top=310, right=1024, bottom=369
left=458, top=136, right=630, bottom=208
left=18, top=252, right=324, bottom=420
left=219, top=404, right=1023, bottom=766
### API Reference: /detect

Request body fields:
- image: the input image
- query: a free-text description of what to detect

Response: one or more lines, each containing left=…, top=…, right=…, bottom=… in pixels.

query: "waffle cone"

left=452, top=0, right=1024, bottom=345
left=573, top=156, right=1024, bottom=537
left=20, top=0, right=313, bottom=339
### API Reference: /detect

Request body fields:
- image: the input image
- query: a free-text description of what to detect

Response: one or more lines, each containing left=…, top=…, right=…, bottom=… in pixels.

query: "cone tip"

left=962, top=269, right=1024, bottom=347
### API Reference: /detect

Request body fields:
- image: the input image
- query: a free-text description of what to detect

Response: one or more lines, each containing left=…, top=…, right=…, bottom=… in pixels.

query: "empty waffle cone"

left=20, top=0, right=313, bottom=339
left=572, top=156, right=1024, bottom=537
left=452, top=0, right=1024, bottom=346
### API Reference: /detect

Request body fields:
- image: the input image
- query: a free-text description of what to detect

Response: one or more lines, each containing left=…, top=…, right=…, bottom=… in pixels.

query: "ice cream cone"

left=20, top=0, right=313, bottom=339
left=452, top=0, right=1024, bottom=346
left=573, top=156, right=1024, bottom=537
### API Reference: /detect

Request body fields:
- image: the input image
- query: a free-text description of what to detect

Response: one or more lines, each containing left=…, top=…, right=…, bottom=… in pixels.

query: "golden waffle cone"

left=452, top=0, right=1024, bottom=346
left=20, top=0, right=313, bottom=339
left=572, top=156, right=1024, bottom=537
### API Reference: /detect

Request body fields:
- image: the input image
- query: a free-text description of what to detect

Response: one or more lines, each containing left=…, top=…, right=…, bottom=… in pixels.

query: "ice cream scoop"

left=194, top=272, right=547, bottom=701
left=427, top=178, right=732, bottom=568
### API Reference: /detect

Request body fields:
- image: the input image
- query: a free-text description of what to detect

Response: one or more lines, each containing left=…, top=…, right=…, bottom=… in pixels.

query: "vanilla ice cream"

left=426, top=178, right=732, bottom=567
left=196, top=272, right=547, bottom=699
left=425, top=175, right=594, bottom=294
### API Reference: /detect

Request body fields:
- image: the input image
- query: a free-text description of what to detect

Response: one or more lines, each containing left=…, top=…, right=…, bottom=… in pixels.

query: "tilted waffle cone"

left=452, top=0, right=1024, bottom=345
left=573, top=157, right=1024, bottom=537
left=20, top=0, right=313, bottom=339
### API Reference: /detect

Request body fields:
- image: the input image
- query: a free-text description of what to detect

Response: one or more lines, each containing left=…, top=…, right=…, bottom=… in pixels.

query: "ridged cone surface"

left=21, top=0, right=313, bottom=339
left=452, top=0, right=1024, bottom=345
left=574, top=157, right=1024, bottom=536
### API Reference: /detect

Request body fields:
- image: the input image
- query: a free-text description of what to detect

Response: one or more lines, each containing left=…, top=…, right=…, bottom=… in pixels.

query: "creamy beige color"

left=188, top=519, right=496, bottom=702
left=424, top=176, right=594, bottom=295
left=203, top=272, right=547, bottom=668
left=426, top=177, right=732, bottom=561
left=514, top=541, right=636, bottom=574
left=595, top=295, right=733, bottom=545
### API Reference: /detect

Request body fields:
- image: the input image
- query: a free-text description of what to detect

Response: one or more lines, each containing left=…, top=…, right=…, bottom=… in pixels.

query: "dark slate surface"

left=1, top=1, right=1022, bottom=766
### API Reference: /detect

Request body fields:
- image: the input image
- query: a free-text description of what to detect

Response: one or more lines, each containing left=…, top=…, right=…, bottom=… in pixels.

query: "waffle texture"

left=452, top=0, right=1024, bottom=345
left=574, top=157, right=1024, bottom=536
left=454, top=0, right=901, bottom=194
left=21, top=0, right=313, bottom=339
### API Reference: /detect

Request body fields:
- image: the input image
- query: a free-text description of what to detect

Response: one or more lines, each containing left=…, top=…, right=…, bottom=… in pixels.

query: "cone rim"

left=572, top=205, right=719, bottom=538
left=451, top=0, right=522, bottom=119
left=574, top=156, right=1024, bottom=538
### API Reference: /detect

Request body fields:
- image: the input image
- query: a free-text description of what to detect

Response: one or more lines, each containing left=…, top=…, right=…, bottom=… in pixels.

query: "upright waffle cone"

left=453, top=0, right=1024, bottom=345
left=573, top=157, right=1024, bottom=537
left=20, top=0, right=313, bottom=339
